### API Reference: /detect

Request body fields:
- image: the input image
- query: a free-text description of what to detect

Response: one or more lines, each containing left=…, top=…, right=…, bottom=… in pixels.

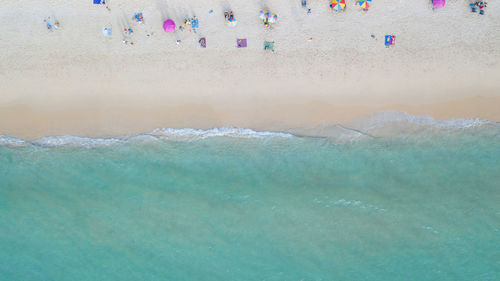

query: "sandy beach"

left=1, top=0, right=500, bottom=139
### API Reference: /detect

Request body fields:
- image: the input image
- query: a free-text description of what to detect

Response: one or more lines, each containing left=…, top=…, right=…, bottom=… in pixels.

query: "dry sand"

left=1, top=0, right=500, bottom=139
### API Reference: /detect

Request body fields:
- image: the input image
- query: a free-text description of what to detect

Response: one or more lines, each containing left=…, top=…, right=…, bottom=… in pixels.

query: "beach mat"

left=237, top=38, right=247, bottom=48
left=199, top=38, right=206, bottom=48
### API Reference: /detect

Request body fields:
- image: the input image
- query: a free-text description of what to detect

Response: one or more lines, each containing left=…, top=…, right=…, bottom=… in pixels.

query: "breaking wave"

left=0, top=112, right=498, bottom=147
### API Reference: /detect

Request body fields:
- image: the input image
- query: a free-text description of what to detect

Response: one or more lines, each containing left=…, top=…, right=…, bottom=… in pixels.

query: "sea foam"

left=0, top=112, right=498, bottom=147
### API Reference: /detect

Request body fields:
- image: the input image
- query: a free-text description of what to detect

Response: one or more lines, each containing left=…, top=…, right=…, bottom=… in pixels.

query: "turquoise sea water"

left=1, top=116, right=500, bottom=280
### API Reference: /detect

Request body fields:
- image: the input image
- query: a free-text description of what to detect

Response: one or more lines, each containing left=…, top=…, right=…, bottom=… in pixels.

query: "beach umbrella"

left=358, top=0, right=371, bottom=9
left=331, top=0, right=346, bottom=11
left=226, top=17, right=237, bottom=27
left=259, top=10, right=270, bottom=20
left=268, top=13, right=278, bottom=23
left=163, top=19, right=175, bottom=33
left=432, top=0, right=445, bottom=9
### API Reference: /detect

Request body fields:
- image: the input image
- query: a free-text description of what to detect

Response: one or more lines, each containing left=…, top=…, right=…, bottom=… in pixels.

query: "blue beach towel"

left=93, top=0, right=105, bottom=5
left=385, top=35, right=393, bottom=47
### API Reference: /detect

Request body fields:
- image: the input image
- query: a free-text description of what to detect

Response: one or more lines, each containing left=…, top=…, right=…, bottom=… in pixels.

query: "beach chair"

left=199, top=37, right=206, bottom=48
left=384, top=35, right=395, bottom=47
left=237, top=38, right=247, bottom=48
left=264, top=41, right=275, bottom=52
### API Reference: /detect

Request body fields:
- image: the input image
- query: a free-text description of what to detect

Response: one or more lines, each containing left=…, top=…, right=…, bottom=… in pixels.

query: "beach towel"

left=199, top=37, right=206, bottom=48
left=385, top=35, right=395, bottom=47
left=264, top=41, right=275, bottom=52
left=93, top=0, right=105, bottom=4
left=237, top=38, right=247, bottom=48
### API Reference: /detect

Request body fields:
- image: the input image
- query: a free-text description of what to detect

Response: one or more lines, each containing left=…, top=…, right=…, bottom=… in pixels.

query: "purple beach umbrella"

left=163, top=19, right=175, bottom=32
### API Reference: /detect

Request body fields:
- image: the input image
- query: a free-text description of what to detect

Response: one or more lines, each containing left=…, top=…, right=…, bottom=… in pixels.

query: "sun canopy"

left=163, top=19, right=175, bottom=32
left=259, top=10, right=270, bottom=20
left=259, top=10, right=277, bottom=22
left=226, top=17, right=237, bottom=27
left=268, top=14, right=278, bottom=23
left=331, top=0, right=346, bottom=11
left=358, top=0, right=371, bottom=9
left=432, top=0, right=445, bottom=9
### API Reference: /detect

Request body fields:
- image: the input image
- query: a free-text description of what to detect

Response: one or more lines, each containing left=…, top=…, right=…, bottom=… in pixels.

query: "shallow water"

left=1, top=117, right=500, bottom=280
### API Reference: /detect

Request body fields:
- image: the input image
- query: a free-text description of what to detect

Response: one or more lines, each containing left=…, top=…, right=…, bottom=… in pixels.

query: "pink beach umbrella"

left=432, top=0, right=445, bottom=9
left=163, top=19, right=175, bottom=32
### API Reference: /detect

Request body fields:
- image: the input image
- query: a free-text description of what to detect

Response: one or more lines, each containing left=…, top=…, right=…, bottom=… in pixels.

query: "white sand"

left=1, top=0, right=500, bottom=138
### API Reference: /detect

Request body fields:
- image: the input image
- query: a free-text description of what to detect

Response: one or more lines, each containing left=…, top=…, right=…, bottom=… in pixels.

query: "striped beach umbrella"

left=226, top=17, right=237, bottom=27
left=331, top=0, right=346, bottom=11
left=259, top=10, right=270, bottom=20
left=358, top=0, right=372, bottom=9
left=268, top=13, right=278, bottom=23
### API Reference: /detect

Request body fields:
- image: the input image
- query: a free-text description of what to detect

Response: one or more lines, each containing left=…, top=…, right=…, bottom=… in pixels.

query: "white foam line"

left=0, top=112, right=498, bottom=147
left=353, top=111, right=495, bottom=130
left=0, top=127, right=293, bottom=147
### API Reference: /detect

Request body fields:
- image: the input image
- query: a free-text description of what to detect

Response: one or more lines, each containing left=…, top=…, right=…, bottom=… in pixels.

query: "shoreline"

left=1, top=109, right=498, bottom=147
left=1, top=98, right=499, bottom=140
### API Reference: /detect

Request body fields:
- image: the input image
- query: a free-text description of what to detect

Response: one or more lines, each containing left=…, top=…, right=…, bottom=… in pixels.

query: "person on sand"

left=44, top=19, right=53, bottom=31
left=225, top=11, right=235, bottom=21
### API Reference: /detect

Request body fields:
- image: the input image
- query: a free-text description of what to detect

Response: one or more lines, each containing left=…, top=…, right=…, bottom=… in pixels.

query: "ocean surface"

left=1, top=112, right=499, bottom=281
